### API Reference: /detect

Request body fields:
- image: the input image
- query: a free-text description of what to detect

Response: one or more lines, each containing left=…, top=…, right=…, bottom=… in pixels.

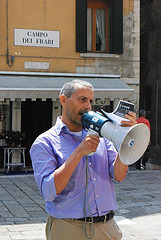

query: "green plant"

left=147, top=145, right=161, bottom=165
left=5, top=131, right=25, bottom=146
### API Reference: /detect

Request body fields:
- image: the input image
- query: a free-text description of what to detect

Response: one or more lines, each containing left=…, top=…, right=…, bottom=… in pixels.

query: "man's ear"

left=60, top=94, right=67, bottom=107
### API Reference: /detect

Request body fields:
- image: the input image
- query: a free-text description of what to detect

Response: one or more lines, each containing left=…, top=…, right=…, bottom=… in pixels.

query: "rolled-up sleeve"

left=105, top=138, right=128, bottom=181
left=30, top=137, right=59, bottom=201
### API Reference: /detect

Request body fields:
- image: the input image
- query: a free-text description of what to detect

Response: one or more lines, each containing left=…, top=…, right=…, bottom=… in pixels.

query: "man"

left=30, top=79, right=137, bottom=240
left=136, top=109, right=151, bottom=170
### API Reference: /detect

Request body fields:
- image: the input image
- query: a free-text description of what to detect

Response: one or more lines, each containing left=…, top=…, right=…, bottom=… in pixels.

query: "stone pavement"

left=114, top=170, right=161, bottom=240
left=0, top=170, right=161, bottom=240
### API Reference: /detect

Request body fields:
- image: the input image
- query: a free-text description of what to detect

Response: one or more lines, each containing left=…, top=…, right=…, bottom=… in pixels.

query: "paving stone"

left=0, top=171, right=161, bottom=240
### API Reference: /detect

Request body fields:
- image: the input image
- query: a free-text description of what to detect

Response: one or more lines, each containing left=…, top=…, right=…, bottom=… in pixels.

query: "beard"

left=66, top=108, right=88, bottom=127
left=66, top=111, right=82, bottom=127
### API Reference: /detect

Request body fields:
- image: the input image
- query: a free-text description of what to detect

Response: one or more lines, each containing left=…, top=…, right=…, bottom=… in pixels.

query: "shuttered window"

left=76, top=0, right=123, bottom=54
left=87, top=0, right=109, bottom=52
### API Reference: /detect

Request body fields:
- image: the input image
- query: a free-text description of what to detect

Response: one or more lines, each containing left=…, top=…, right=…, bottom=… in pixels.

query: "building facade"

left=140, top=0, right=161, bottom=145
left=0, top=0, right=140, bottom=165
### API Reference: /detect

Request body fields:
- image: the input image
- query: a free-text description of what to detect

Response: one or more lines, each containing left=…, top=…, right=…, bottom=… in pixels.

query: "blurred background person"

left=136, top=109, right=151, bottom=170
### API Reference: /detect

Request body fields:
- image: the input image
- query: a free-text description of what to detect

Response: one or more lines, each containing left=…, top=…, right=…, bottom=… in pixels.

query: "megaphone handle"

left=86, top=129, right=99, bottom=156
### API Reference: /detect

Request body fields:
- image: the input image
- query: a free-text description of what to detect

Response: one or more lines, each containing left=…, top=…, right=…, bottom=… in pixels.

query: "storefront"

left=0, top=0, right=140, bottom=169
left=0, top=72, right=134, bottom=166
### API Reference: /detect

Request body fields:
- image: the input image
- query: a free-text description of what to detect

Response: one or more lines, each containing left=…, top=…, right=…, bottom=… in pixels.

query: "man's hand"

left=121, top=111, right=137, bottom=127
left=54, top=134, right=100, bottom=194
left=77, top=134, right=100, bottom=157
left=114, top=111, right=136, bottom=182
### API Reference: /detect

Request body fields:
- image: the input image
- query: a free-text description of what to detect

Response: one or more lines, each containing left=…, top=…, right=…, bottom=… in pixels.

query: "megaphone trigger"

left=87, top=128, right=99, bottom=136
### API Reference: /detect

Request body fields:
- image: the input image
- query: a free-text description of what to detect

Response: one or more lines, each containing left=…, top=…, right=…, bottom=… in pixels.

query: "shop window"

left=92, top=99, right=113, bottom=112
left=0, top=99, right=10, bottom=138
left=76, top=0, right=123, bottom=54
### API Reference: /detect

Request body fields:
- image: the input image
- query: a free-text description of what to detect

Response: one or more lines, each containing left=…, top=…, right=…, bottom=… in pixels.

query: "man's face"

left=61, top=85, right=94, bottom=131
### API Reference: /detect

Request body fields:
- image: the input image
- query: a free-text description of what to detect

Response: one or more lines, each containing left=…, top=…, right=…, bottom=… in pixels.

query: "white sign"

left=24, top=61, right=50, bottom=70
left=14, top=29, right=60, bottom=48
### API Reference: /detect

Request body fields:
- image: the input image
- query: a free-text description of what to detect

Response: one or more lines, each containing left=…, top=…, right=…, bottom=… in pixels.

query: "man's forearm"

left=54, top=147, right=83, bottom=195
left=114, top=154, right=128, bottom=182
left=54, top=134, right=100, bottom=194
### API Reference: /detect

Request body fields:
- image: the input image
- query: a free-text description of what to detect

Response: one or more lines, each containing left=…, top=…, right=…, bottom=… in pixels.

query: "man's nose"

left=86, top=100, right=92, bottom=110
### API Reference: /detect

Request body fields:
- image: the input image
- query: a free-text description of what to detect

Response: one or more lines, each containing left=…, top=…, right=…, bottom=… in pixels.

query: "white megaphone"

left=81, top=111, right=150, bottom=165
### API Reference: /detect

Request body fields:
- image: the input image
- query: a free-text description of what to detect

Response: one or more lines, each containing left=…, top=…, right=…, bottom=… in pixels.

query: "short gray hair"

left=59, top=79, right=93, bottom=98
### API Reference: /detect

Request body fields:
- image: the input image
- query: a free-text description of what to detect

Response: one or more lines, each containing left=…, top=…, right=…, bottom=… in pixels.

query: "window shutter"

left=76, top=0, right=87, bottom=52
left=110, top=0, right=123, bottom=54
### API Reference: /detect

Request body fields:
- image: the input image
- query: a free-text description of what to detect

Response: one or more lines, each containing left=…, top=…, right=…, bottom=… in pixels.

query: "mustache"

left=79, top=110, right=89, bottom=115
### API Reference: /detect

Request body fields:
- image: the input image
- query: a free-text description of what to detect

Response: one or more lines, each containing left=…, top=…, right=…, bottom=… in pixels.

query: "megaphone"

left=81, top=111, right=150, bottom=165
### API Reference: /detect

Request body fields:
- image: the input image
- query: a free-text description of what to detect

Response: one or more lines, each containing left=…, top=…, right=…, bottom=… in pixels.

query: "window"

left=87, top=0, right=109, bottom=52
left=0, top=99, right=10, bottom=137
left=92, top=99, right=113, bottom=113
left=76, top=0, right=123, bottom=54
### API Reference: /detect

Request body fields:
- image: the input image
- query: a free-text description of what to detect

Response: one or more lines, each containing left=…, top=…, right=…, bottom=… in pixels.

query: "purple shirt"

left=30, top=117, right=118, bottom=218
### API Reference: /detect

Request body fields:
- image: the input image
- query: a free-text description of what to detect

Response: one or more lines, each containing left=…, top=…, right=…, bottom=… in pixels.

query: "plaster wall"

left=0, top=0, right=140, bottom=109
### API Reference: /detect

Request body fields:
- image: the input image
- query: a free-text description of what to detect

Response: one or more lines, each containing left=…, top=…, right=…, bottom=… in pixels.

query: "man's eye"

left=80, top=98, right=86, bottom=102
left=80, top=98, right=93, bottom=104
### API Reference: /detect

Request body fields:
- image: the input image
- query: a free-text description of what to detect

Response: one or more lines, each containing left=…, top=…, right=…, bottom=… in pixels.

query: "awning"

left=0, top=74, right=134, bottom=101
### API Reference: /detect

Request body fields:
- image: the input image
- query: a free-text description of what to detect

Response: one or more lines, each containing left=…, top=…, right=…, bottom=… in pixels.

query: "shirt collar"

left=54, top=116, right=88, bottom=138
left=54, top=116, right=67, bottom=135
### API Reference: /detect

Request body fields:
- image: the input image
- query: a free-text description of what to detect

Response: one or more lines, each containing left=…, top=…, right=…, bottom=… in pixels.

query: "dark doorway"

left=21, top=99, right=52, bottom=166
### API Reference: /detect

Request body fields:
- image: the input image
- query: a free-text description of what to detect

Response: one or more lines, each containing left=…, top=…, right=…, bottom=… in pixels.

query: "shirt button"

left=89, top=162, right=91, bottom=165
left=93, top=178, right=96, bottom=181
left=96, top=195, right=99, bottom=198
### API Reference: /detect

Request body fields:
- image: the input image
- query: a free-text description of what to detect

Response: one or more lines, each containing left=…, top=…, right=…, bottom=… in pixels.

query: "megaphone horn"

left=81, top=111, right=150, bottom=165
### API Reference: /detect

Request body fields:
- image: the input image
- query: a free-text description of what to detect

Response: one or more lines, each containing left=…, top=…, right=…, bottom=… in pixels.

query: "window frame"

left=87, top=0, right=110, bottom=52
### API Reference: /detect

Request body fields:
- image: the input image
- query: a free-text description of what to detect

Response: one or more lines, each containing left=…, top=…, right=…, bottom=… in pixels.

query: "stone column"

left=11, top=99, right=21, bottom=166
left=113, top=98, right=120, bottom=111
left=52, top=99, right=61, bottom=126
